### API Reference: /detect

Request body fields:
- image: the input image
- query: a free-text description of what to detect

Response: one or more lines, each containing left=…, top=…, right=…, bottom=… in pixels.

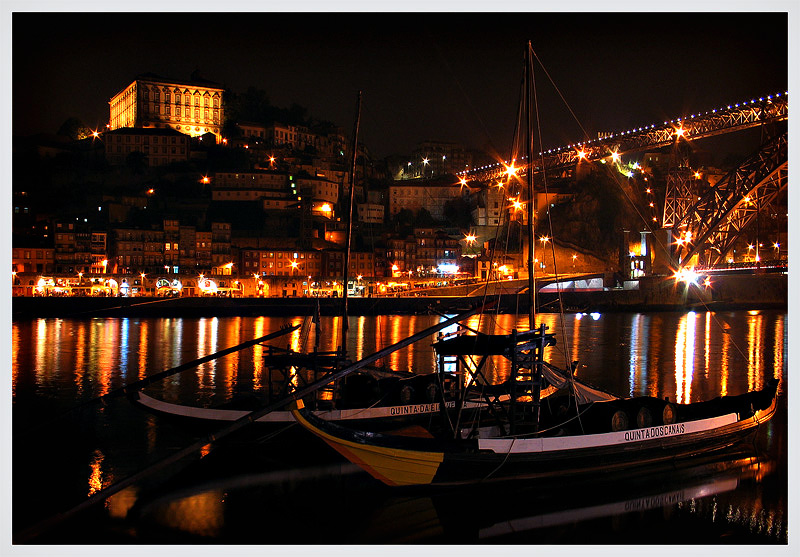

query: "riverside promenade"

left=12, top=273, right=787, bottom=319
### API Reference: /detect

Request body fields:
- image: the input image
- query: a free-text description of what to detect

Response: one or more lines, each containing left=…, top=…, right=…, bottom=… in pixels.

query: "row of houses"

left=13, top=219, right=490, bottom=281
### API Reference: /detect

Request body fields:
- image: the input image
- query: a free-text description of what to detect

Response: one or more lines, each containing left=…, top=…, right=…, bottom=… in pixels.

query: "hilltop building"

left=108, top=73, right=225, bottom=142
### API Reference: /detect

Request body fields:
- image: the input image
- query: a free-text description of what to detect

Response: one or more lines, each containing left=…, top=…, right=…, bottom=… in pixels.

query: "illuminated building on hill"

left=109, top=73, right=224, bottom=142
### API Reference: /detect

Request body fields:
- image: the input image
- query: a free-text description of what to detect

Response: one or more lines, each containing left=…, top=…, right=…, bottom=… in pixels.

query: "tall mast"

left=525, top=42, right=536, bottom=331
left=341, top=91, right=362, bottom=357
left=525, top=42, right=543, bottom=433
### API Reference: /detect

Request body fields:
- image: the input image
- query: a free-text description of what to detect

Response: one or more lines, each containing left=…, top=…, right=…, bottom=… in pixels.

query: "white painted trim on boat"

left=136, top=391, right=483, bottom=423
left=478, top=413, right=739, bottom=453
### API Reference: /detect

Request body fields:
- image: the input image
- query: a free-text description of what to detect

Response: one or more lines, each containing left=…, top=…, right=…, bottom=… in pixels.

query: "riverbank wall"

left=11, top=273, right=787, bottom=319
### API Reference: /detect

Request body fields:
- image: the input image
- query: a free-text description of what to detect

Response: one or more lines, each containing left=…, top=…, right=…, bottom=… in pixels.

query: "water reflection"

left=12, top=311, right=787, bottom=407
left=747, top=311, right=764, bottom=392
left=674, top=311, right=696, bottom=403
left=87, top=449, right=107, bottom=497
left=10, top=310, right=787, bottom=544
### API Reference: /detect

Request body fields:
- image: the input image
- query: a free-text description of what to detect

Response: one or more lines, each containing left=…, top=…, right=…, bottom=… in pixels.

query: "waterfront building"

left=109, top=221, right=231, bottom=276
left=53, top=220, right=102, bottom=274
left=211, top=222, right=232, bottom=270
left=383, top=228, right=462, bottom=276
left=108, top=73, right=224, bottom=142
left=113, top=227, right=165, bottom=274
left=12, top=245, right=55, bottom=274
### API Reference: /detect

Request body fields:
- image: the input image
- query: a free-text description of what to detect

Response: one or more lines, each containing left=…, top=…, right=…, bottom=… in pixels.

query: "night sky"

left=11, top=10, right=789, bottom=159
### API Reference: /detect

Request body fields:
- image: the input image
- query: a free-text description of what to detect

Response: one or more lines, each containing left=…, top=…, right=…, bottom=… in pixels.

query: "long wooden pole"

left=526, top=41, right=542, bottom=433
left=24, top=323, right=301, bottom=433
left=341, top=91, right=362, bottom=356
left=16, top=303, right=489, bottom=542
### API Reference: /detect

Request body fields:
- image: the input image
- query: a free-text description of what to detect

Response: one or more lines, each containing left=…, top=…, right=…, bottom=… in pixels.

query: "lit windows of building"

left=108, top=73, right=224, bottom=142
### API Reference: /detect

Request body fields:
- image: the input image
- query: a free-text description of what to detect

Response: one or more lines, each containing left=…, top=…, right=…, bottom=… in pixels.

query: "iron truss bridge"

left=459, top=91, right=787, bottom=182
left=673, top=131, right=787, bottom=266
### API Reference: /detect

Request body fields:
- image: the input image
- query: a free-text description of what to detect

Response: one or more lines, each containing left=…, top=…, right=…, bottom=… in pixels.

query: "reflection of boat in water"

left=290, top=42, right=781, bottom=488
left=117, top=444, right=779, bottom=543
left=477, top=452, right=775, bottom=540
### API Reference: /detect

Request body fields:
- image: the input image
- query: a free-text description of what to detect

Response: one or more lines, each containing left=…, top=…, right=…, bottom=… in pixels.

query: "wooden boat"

left=133, top=368, right=486, bottom=430
left=289, top=42, right=781, bottom=487
left=290, top=324, right=779, bottom=486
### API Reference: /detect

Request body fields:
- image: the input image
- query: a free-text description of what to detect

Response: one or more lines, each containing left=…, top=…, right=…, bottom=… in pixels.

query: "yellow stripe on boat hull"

left=291, top=401, right=444, bottom=486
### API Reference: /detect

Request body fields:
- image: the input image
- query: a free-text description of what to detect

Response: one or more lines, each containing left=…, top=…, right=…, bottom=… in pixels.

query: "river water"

left=11, top=310, right=788, bottom=545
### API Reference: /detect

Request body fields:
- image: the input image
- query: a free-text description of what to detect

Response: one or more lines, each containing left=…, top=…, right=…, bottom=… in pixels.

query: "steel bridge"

left=459, top=91, right=788, bottom=267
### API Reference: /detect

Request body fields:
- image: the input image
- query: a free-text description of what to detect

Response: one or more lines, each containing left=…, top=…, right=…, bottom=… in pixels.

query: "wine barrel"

left=662, top=402, right=677, bottom=424
left=399, top=384, right=415, bottom=404
left=610, top=410, right=629, bottom=432
left=635, top=406, right=653, bottom=428
left=424, top=381, right=438, bottom=402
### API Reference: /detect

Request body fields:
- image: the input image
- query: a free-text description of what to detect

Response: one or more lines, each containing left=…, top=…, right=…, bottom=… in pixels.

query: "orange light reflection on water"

left=251, top=317, right=267, bottom=390
left=154, top=491, right=225, bottom=537
left=773, top=318, right=785, bottom=396
left=92, top=320, right=114, bottom=398
left=34, top=318, right=48, bottom=389
left=107, top=487, right=138, bottom=519
left=196, top=317, right=218, bottom=392
left=746, top=312, right=764, bottom=392
left=11, top=324, right=20, bottom=397
left=87, top=449, right=108, bottom=497
left=720, top=324, right=730, bottom=397
left=674, top=312, right=696, bottom=403
left=138, top=320, right=149, bottom=381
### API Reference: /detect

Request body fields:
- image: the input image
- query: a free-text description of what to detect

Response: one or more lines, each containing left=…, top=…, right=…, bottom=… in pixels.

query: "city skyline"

left=11, top=9, right=788, bottom=159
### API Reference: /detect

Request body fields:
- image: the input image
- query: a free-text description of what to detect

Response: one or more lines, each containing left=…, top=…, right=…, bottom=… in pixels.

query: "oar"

left=24, top=323, right=302, bottom=433
left=15, top=303, right=489, bottom=542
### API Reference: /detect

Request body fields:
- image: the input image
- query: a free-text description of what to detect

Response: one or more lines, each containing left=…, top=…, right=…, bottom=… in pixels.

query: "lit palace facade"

left=109, top=74, right=225, bottom=142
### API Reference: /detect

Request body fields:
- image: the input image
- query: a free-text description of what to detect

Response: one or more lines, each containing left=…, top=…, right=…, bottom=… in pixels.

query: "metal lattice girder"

left=662, top=169, right=697, bottom=229
left=462, top=93, right=787, bottom=183
left=675, top=132, right=788, bottom=265
left=662, top=141, right=695, bottom=229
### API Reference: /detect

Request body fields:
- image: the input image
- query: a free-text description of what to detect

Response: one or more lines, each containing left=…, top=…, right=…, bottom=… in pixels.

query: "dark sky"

left=12, top=11, right=788, bottom=158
